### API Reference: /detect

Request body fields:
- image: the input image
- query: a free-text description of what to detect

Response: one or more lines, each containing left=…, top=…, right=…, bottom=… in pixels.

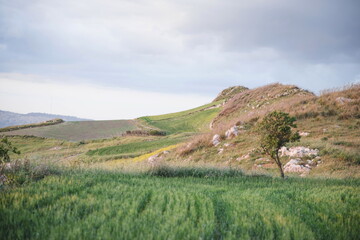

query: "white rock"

left=218, top=148, right=224, bottom=154
left=212, top=134, right=221, bottom=146
left=299, top=132, right=310, bottom=137
left=236, top=154, right=250, bottom=162
left=280, top=146, right=319, bottom=158
left=148, top=154, right=159, bottom=164
left=336, top=97, right=353, bottom=105
left=225, top=126, right=239, bottom=139
left=284, top=158, right=311, bottom=174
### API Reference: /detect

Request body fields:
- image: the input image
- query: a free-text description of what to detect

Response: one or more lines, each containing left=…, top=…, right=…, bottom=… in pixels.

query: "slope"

left=2, top=120, right=139, bottom=141
left=171, top=83, right=360, bottom=178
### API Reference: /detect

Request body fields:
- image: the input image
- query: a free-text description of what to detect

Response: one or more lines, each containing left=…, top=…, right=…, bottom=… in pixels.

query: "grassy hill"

left=138, top=101, right=224, bottom=134
left=169, top=83, right=360, bottom=178
left=1, top=83, right=360, bottom=240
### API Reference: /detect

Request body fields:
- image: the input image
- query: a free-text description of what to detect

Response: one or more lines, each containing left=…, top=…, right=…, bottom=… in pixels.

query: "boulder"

left=283, top=159, right=311, bottom=174
left=212, top=134, right=221, bottom=146
left=225, top=126, right=239, bottom=139
left=280, top=146, right=319, bottom=158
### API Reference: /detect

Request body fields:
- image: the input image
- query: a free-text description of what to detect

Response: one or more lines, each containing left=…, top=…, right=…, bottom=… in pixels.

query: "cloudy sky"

left=0, top=0, right=359, bottom=119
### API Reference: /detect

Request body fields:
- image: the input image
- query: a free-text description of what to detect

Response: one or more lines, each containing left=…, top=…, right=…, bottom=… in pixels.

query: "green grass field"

left=86, top=136, right=186, bottom=158
left=3, top=120, right=139, bottom=141
left=139, top=101, right=222, bottom=134
left=1, top=169, right=359, bottom=240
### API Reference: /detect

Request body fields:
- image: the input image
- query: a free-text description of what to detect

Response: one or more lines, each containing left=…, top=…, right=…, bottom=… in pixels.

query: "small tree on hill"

left=256, top=111, right=300, bottom=178
left=0, top=136, right=20, bottom=164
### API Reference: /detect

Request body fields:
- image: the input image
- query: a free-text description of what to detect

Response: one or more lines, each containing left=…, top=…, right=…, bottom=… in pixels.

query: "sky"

left=0, top=0, right=359, bottom=120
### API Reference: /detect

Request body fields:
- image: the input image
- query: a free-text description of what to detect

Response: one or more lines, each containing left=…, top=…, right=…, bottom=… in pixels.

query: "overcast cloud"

left=0, top=0, right=359, bottom=119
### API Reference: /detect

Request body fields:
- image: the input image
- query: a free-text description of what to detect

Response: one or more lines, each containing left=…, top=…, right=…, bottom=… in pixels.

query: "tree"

left=256, top=111, right=300, bottom=178
left=0, top=136, right=20, bottom=164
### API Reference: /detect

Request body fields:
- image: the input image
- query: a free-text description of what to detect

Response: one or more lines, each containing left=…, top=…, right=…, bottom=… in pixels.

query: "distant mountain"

left=0, top=110, right=91, bottom=128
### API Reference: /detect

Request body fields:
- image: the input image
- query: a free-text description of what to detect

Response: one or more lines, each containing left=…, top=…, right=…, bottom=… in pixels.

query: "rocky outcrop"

left=336, top=97, right=353, bottom=105
left=280, top=146, right=319, bottom=158
left=225, top=126, right=240, bottom=139
left=148, top=151, right=170, bottom=165
left=283, top=159, right=311, bottom=175
left=212, top=134, right=221, bottom=146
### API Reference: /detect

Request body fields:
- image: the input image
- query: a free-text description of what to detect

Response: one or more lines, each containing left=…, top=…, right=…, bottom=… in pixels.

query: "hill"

left=2, top=83, right=359, bottom=177
left=0, top=110, right=90, bottom=128
left=2, top=83, right=359, bottom=239
left=2, top=120, right=139, bottom=141
left=170, top=83, right=360, bottom=178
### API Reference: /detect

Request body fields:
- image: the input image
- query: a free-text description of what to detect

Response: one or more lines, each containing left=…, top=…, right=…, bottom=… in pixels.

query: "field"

left=1, top=169, right=359, bottom=240
left=139, top=101, right=223, bottom=134
left=2, top=120, right=139, bottom=141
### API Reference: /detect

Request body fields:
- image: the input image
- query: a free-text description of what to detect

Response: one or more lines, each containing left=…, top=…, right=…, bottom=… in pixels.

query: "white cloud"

left=0, top=73, right=212, bottom=120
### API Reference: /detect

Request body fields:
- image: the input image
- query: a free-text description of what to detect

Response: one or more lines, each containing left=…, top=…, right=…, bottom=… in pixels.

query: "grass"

left=1, top=169, right=359, bottom=240
left=86, top=136, right=186, bottom=157
left=3, top=120, right=139, bottom=141
left=140, top=108, right=220, bottom=134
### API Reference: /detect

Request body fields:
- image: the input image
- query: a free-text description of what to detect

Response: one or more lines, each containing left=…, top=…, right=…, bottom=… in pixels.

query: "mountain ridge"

left=0, top=110, right=91, bottom=128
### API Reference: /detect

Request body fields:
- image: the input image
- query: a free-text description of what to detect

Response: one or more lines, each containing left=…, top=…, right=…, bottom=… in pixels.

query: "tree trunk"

left=275, top=153, right=285, bottom=179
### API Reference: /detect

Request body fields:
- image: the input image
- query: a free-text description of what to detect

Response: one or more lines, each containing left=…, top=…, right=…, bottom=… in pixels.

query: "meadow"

left=1, top=168, right=359, bottom=240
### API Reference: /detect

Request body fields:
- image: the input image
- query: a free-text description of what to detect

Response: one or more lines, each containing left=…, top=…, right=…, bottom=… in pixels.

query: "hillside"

left=2, top=120, right=140, bottom=141
left=2, top=83, right=359, bottom=239
left=168, top=83, right=360, bottom=178
left=2, top=83, right=359, bottom=178
left=0, top=110, right=90, bottom=128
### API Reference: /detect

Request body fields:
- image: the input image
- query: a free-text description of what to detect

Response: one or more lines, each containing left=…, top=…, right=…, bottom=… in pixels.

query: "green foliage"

left=1, top=170, right=359, bottom=239
left=0, top=137, right=20, bottom=164
left=257, top=111, right=300, bottom=178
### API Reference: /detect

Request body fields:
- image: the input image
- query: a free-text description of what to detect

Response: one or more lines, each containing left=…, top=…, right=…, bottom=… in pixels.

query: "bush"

left=0, top=159, right=61, bottom=187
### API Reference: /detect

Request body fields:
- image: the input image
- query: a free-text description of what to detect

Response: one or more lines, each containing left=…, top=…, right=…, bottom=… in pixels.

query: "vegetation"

left=0, top=119, right=64, bottom=132
left=257, top=111, right=300, bottom=178
left=86, top=136, right=186, bottom=157
left=0, top=137, right=20, bottom=164
left=1, top=169, right=359, bottom=239
left=140, top=108, right=220, bottom=134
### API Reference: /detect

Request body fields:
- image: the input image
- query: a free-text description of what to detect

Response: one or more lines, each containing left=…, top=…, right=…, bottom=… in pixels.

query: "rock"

left=224, top=143, right=232, bottom=147
left=280, top=146, right=319, bottom=158
left=236, top=154, right=250, bottom=162
left=299, top=132, right=310, bottom=137
left=50, top=146, right=62, bottom=151
left=284, top=158, right=311, bottom=174
left=218, top=148, right=224, bottom=154
left=225, top=126, right=239, bottom=139
left=212, top=134, right=221, bottom=146
left=148, top=154, right=160, bottom=164
left=255, top=158, right=271, bottom=164
left=336, top=97, right=353, bottom=105
left=148, top=151, right=169, bottom=164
